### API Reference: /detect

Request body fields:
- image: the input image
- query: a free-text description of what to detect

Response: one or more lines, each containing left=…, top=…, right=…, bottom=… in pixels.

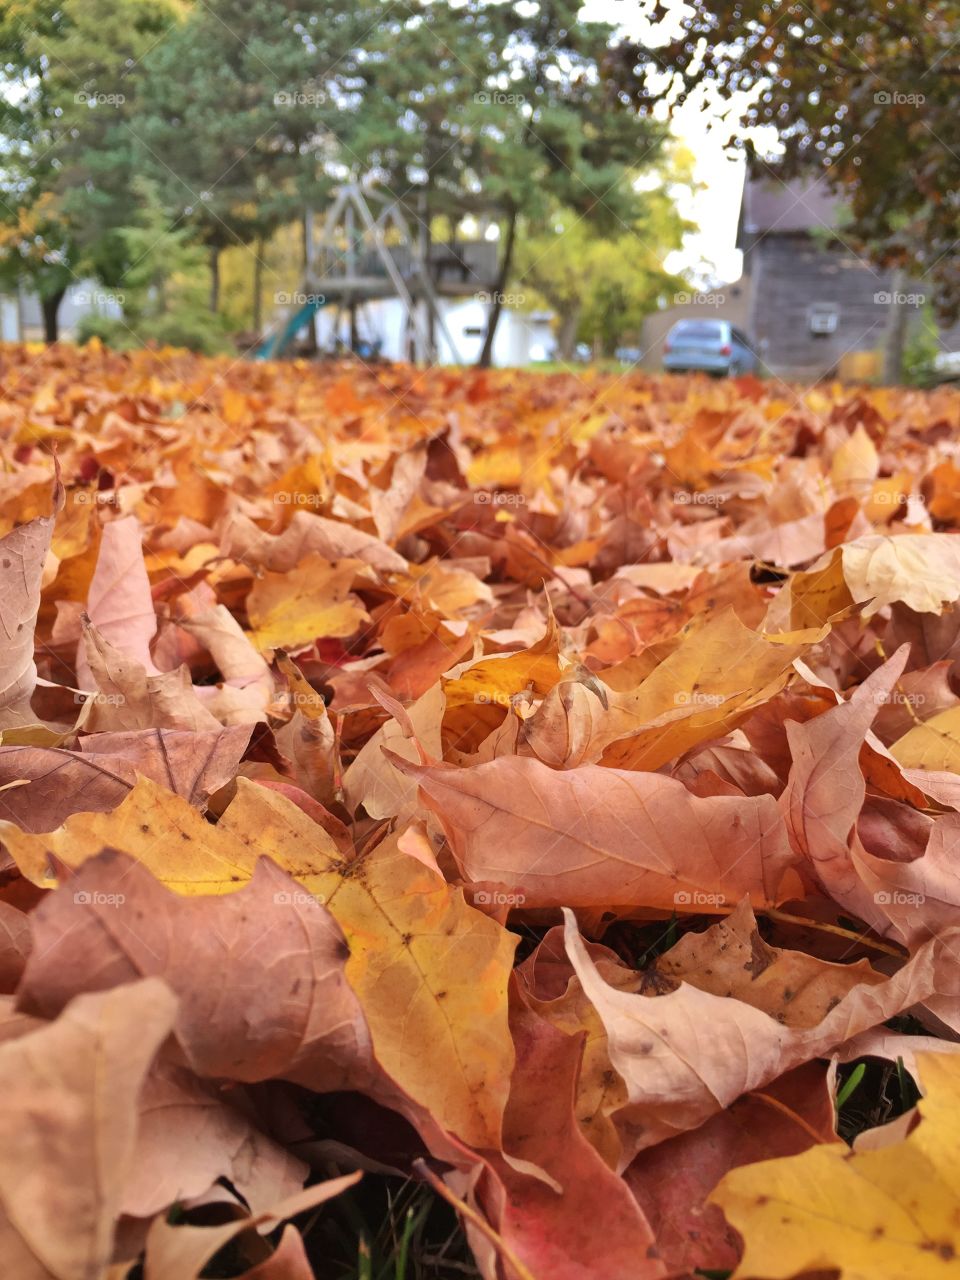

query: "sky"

left=581, top=0, right=761, bottom=286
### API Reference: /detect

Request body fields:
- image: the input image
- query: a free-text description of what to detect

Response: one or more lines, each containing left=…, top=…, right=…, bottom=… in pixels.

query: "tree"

left=132, top=0, right=375, bottom=312
left=77, top=179, right=234, bottom=353
left=0, top=0, right=179, bottom=339
left=514, top=156, right=692, bottom=359
left=0, top=0, right=76, bottom=340
left=0, top=196, right=74, bottom=344
left=608, top=0, right=960, bottom=323
left=344, top=0, right=667, bottom=366
left=473, top=0, right=666, bottom=366
left=340, top=0, right=526, bottom=359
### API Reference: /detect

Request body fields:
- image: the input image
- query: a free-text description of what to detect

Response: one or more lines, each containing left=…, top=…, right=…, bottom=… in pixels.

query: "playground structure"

left=255, top=182, right=500, bottom=362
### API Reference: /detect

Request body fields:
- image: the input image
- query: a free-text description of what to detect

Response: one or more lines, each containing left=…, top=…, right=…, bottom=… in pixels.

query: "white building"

left=0, top=281, right=124, bottom=342
left=313, top=296, right=555, bottom=367
left=2, top=280, right=555, bottom=368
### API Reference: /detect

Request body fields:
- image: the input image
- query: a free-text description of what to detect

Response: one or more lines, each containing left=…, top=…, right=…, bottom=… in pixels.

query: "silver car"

left=663, top=319, right=759, bottom=376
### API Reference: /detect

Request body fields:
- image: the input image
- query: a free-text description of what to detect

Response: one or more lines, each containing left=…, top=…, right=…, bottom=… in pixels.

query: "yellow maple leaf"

left=711, top=1052, right=960, bottom=1280
left=0, top=776, right=514, bottom=1149
left=246, top=554, right=370, bottom=651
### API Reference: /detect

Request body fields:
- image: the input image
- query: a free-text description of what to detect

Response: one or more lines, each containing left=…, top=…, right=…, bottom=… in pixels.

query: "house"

left=736, top=176, right=887, bottom=380
left=0, top=281, right=124, bottom=342
left=735, top=174, right=960, bottom=382
left=641, top=173, right=960, bottom=384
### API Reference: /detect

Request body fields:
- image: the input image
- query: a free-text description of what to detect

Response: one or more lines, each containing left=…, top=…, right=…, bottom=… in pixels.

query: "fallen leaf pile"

left=2, top=340, right=960, bottom=1277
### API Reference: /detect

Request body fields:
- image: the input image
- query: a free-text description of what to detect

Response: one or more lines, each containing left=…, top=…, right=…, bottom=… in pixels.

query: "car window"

left=670, top=321, right=724, bottom=340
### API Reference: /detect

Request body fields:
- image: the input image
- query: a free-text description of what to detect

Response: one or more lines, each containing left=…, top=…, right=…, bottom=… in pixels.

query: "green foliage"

left=0, top=0, right=678, bottom=355
left=342, top=0, right=661, bottom=223
left=611, top=0, right=960, bottom=323
left=902, top=303, right=944, bottom=388
left=0, top=0, right=181, bottom=314
left=515, top=152, right=693, bottom=356
left=131, top=0, right=374, bottom=263
left=78, top=181, right=231, bottom=354
left=77, top=306, right=232, bottom=356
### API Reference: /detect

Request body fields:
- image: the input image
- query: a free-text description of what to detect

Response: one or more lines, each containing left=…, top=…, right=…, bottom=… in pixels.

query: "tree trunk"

left=419, top=187, right=436, bottom=362
left=556, top=304, right=581, bottom=362
left=302, top=209, right=312, bottom=269
left=252, top=237, right=264, bottom=334
left=209, top=247, right=220, bottom=314
left=41, top=286, right=66, bottom=344
left=477, top=205, right=518, bottom=369
left=883, top=267, right=908, bottom=385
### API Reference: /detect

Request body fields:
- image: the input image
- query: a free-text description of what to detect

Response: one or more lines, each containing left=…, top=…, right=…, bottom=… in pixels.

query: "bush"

left=903, top=303, right=942, bottom=388
left=138, top=310, right=232, bottom=355
left=76, top=307, right=232, bottom=355
left=75, top=312, right=133, bottom=349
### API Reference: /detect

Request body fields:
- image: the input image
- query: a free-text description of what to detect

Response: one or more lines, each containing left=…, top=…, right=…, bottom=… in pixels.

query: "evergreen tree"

left=0, top=0, right=179, bottom=338
left=132, top=0, right=375, bottom=310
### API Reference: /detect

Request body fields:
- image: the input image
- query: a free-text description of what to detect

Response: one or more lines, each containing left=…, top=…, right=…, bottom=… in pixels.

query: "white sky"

left=581, top=0, right=759, bottom=285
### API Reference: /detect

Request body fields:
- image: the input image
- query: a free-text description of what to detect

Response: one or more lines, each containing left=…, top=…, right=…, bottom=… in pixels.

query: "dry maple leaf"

left=561, top=906, right=960, bottom=1157
left=711, top=1051, right=960, bottom=1280
left=0, top=980, right=177, bottom=1279
left=842, top=534, right=960, bottom=616
left=396, top=753, right=800, bottom=910
left=75, top=514, right=159, bottom=687
left=0, top=466, right=62, bottom=726
left=1, top=347, right=960, bottom=1280
left=0, top=723, right=250, bottom=830
left=143, top=1173, right=361, bottom=1280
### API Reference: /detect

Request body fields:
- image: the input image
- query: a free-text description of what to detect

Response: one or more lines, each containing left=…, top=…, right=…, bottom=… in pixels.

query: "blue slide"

left=253, top=296, right=329, bottom=360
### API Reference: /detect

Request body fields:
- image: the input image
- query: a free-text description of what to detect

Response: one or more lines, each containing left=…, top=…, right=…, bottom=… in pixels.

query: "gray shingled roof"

left=742, top=174, right=844, bottom=234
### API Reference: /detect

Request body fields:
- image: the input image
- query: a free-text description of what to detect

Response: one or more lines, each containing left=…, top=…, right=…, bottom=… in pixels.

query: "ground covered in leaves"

left=3, top=342, right=960, bottom=1279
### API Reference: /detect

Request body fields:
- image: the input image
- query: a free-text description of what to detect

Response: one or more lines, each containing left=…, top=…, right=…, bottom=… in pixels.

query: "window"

left=808, top=303, right=839, bottom=336
left=670, top=321, right=724, bottom=340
